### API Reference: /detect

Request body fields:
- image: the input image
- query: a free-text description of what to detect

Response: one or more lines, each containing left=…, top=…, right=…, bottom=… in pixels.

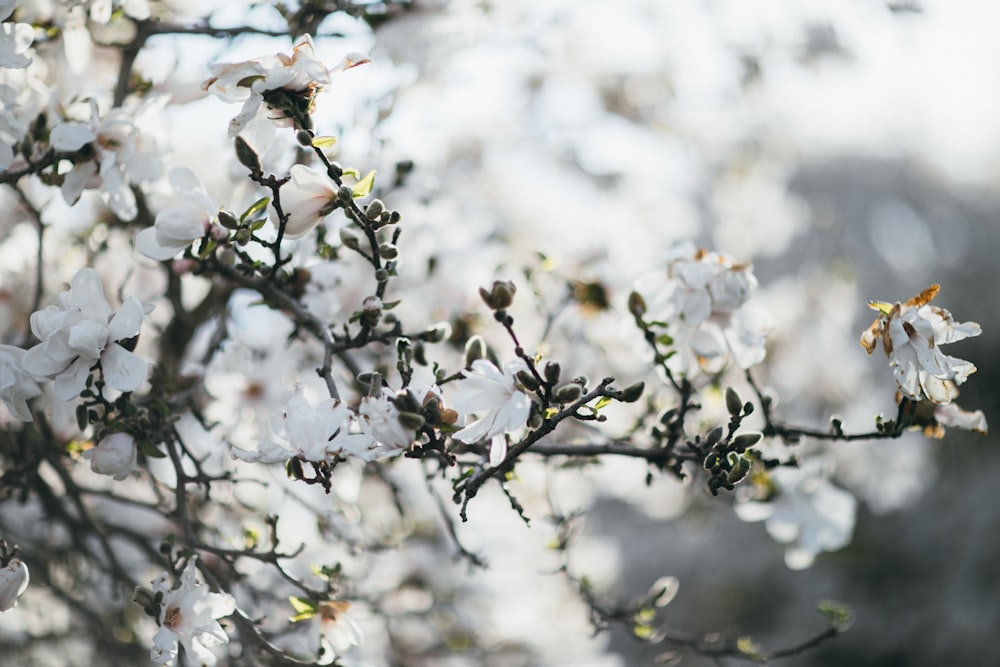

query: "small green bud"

left=727, top=457, right=752, bottom=485
left=543, top=361, right=561, bottom=385
left=337, top=185, right=354, bottom=203
left=340, top=229, right=360, bottom=249
left=704, top=426, right=725, bottom=447
left=235, top=228, right=252, bottom=246
left=515, top=370, right=540, bottom=392
left=731, top=432, right=762, bottom=452
left=628, top=291, right=647, bottom=318
left=397, top=411, right=426, bottom=432
left=378, top=243, right=398, bottom=260
left=366, top=199, right=385, bottom=220
left=725, top=387, right=742, bottom=417
left=421, top=322, right=450, bottom=343
left=479, top=280, right=516, bottom=310
left=296, top=129, right=313, bottom=146
left=553, top=383, right=584, bottom=404
left=464, top=335, right=488, bottom=366
left=234, top=136, right=261, bottom=174
left=217, top=210, right=240, bottom=229
left=621, top=381, right=645, bottom=403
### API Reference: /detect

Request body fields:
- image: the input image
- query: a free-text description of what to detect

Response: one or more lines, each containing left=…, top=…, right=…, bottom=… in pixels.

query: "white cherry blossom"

left=150, top=556, right=236, bottom=666
left=861, top=284, right=981, bottom=403
left=451, top=359, right=531, bottom=466
left=22, top=268, right=149, bottom=400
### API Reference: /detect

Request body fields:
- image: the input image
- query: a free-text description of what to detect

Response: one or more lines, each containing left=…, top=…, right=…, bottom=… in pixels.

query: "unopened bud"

left=543, top=361, right=561, bottom=385
left=235, top=228, right=252, bottom=246
left=234, top=136, right=261, bottom=174
left=337, top=185, right=354, bottom=203
left=479, top=280, right=516, bottom=310
left=218, top=210, right=240, bottom=229
left=621, top=381, right=645, bottom=403
left=362, top=296, right=382, bottom=326
left=397, top=411, right=426, bottom=432
left=340, top=229, right=360, bottom=250
left=464, top=335, right=488, bottom=366
left=421, top=322, right=450, bottom=343
left=296, top=130, right=313, bottom=146
left=725, top=387, right=743, bottom=417
left=366, top=199, right=385, bottom=220
left=731, top=432, right=762, bottom=452
left=726, top=457, right=752, bottom=485
left=553, top=383, right=584, bottom=404
left=378, top=243, right=398, bottom=260
left=704, top=426, right=725, bottom=447
left=515, top=370, right=540, bottom=392
left=628, top=291, right=647, bottom=318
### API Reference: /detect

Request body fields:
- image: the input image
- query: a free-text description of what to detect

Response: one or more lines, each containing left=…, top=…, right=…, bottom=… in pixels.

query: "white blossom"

left=0, top=557, right=28, bottom=611
left=49, top=99, right=164, bottom=220
left=150, top=557, right=236, bottom=666
left=82, top=432, right=137, bottom=480
left=22, top=268, right=149, bottom=400
left=201, top=34, right=369, bottom=137
left=636, top=244, right=770, bottom=376
left=861, top=284, right=981, bottom=404
left=0, top=345, right=42, bottom=421
left=451, top=359, right=531, bottom=466
left=357, top=388, right=416, bottom=460
left=136, top=167, right=221, bottom=260
left=275, top=164, right=344, bottom=239
left=232, top=388, right=372, bottom=464
left=735, top=459, right=857, bottom=570
left=0, top=1, right=33, bottom=69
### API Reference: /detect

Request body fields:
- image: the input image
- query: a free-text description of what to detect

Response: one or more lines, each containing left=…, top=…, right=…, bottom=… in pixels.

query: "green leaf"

left=288, top=596, right=317, bottom=622
left=817, top=599, right=854, bottom=630
left=352, top=170, right=377, bottom=198
left=341, top=167, right=360, bottom=179
left=311, top=135, right=337, bottom=148
left=240, top=196, right=270, bottom=223
left=137, top=439, right=167, bottom=459
left=248, top=217, right=268, bottom=232
left=593, top=396, right=613, bottom=411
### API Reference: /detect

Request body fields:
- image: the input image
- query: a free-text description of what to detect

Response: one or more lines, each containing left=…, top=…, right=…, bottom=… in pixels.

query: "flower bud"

left=337, top=185, right=354, bottom=203
left=704, top=426, right=725, bottom=447
left=726, top=456, right=752, bottom=485
left=0, top=559, right=29, bottom=611
left=621, top=381, right=645, bottom=403
left=234, top=228, right=252, bottom=246
left=217, top=210, right=240, bottom=230
left=340, top=229, right=360, bottom=250
left=725, top=387, right=743, bottom=417
left=365, top=199, right=385, bottom=220
left=731, top=432, right=762, bottom=452
left=378, top=243, right=398, bottom=260
left=234, top=136, right=261, bottom=174
left=296, top=129, right=313, bottom=146
left=464, top=336, right=488, bottom=366
left=362, top=296, right=382, bottom=327
left=515, top=370, right=540, bottom=392
left=553, top=383, right=584, bottom=404
left=421, top=322, right=451, bottom=343
left=543, top=361, right=561, bottom=385
left=479, top=280, right=516, bottom=310
left=82, top=433, right=137, bottom=481
left=628, top=291, right=647, bottom=318
left=397, top=411, right=426, bottom=431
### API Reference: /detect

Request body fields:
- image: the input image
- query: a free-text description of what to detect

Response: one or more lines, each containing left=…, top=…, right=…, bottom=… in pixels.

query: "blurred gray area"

left=596, top=157, right=1000, bottom=666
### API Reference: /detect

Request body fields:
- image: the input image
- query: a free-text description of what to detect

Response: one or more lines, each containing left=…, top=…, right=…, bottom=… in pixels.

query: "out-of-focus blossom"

left=136, top=167, right=222, bottom=260
left=0, top=2, right=33, bottom=69
left=82, top=432, right=137, bottom=480
left=451, top=359, right=531, bottom=466
left=201, top=34, right=370, bottom=136
left=636, top=244, right=771, bottom=376
left=150, top=556, right=236, bottom=666
left=280, top=600, right=363, bottom=665
left=735, top=459, right=857, bottom=570
left=22, top=268, right=149, bottom=400
left=0, top=557, right=28, bottom=611
left=861, top=284, right=981, bottom=404
left=357, top=387, right=430, bottom=461
left=232, top=388, right=372, bottom=464
left=0, top=345, right=42, bottom=421
left=274, top=164, right=344, bottom=239
left=49, top=100, right=164, bottom=220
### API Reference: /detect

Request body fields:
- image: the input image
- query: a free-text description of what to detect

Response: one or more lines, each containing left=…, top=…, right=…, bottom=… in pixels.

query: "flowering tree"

left=0, top=2, right=989, bottom=666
